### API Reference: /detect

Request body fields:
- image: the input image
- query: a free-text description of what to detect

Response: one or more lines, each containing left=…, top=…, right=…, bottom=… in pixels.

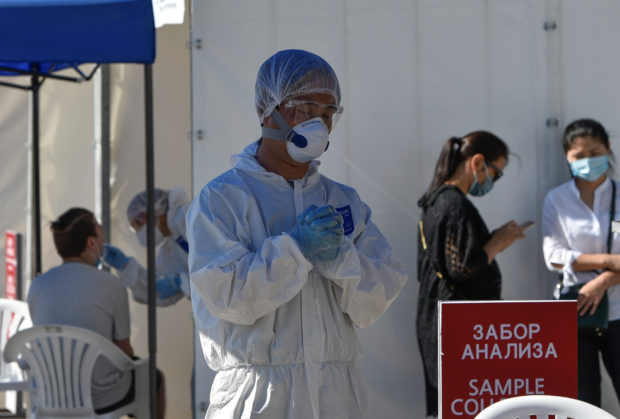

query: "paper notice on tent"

left=152, top=0, right=184, bottom=28
left=438, top=301, right=577, bottom=418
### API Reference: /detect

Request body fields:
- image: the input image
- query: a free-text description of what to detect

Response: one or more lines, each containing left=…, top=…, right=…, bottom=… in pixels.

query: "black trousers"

left=578, top=319, right=620, bottom=406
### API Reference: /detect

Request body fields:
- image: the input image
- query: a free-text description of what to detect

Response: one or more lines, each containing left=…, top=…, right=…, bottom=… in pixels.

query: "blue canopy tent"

left=0, top=1, right=160, bottom=417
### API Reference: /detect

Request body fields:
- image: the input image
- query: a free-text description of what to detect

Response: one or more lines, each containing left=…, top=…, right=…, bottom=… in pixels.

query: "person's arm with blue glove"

left=313, top=199, right=408, bottom=328
left=103, top=243, right=184, bottom=306
left=290, top=205, right=344, bottom=261
left=311, top=209, right=344, bottom=261
left=103, top=244, right=130, bottom=269
left=156, top=276, right=183, bottom=299
left=187, top=192, right=317, bottom=325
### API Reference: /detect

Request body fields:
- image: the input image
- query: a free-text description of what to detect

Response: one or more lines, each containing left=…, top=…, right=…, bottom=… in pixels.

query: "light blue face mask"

left=469, top=164, right=494, bottom=197
left=569, top=155, right=608, bottom=182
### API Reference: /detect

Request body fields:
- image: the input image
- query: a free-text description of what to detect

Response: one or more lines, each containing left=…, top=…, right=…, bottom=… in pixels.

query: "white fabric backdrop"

left=104, top=14, right=195, bottom=417
left=0, top=6, right=194, bottom=417
left=0, top=88, right=28, bottom=298
left=190, top=0, right=620, bottom=417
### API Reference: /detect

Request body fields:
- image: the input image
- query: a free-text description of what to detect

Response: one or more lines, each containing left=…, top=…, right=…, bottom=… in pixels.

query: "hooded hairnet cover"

left=255, top=49, right=341, bottom=123
left=126, top=188, right=168, bottom=221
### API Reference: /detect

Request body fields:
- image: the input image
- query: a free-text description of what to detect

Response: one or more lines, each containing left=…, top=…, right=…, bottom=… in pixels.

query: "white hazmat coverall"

left=117, top=186, right=191, bottom=306
left=186, top=141, right=408, bottom=419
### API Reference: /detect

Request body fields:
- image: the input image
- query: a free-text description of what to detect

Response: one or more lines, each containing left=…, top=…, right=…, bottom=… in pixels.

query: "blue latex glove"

left=156, top=276, right=183, bottom=299
left=314, top=212, right=344, bottom=261
left=290, top=205, right=344, bottom=259
left=103, top=244, right=130, bottom=269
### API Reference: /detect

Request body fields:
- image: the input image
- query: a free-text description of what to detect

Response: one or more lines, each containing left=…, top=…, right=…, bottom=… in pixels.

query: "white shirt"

left=542, top=177, right=620, bottom=321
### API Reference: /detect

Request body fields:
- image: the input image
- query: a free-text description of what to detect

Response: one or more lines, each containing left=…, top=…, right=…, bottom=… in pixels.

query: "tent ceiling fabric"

left=0, top=0, right=155, bottom=75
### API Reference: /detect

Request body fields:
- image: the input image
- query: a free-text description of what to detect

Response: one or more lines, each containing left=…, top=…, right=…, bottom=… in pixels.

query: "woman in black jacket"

left=416, top=131, right=528, bottom=417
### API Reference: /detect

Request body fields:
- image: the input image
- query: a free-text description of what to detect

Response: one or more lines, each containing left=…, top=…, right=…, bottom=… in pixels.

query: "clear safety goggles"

left=281, top=99, right=344, bottom=128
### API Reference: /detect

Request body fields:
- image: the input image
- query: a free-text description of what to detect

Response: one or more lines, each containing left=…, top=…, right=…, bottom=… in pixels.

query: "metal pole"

left=15, top=232, right=24, bottom=417
left=144, top=63, right=157, bottom=419
left=101, top=65, right=111, bottom=243
left=94, top=64, right=111, bottom=242
left=15, top=232, right=22, bottom=301
left=31, top=65, right=41, bottom=278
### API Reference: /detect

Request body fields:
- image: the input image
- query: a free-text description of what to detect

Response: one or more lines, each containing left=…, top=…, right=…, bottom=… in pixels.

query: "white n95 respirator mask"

left=261, top=110, right=329, bottom=163
left=136, top=224, right=165, bottom=247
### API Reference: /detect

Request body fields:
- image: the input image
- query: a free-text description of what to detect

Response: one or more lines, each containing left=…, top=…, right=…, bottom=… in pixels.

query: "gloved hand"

left=156, top=276, right=183, bottom=299
left=103, top=244, right=130, bottom=269
left=290, top=205, right=344, bottom=259
left=314, top=211, right=344, bottom=261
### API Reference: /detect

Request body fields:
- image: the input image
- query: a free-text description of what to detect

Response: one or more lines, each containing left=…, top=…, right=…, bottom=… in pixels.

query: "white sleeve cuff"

left=561, top=250, right=582, bottom=277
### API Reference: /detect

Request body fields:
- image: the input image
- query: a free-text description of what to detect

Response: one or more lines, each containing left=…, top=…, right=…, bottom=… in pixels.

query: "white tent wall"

left=0, top=89, right=28, bottom=299
left=190, top=0, right=620, bottom=417
left=106, top=12, right=194, bottom=419
left=0, top=79, right=32, bottom=415
left=0, top=5, right=194, bottom=418
left=0, top=72, right=99, bottom=291
left=40, top=78, right=97, bottom=268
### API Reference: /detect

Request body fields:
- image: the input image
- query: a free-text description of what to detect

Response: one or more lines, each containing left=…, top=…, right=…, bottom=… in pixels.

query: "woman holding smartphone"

left=416, top=131, right=528, bottom=417
left=542, top=118, right=620, bottom=406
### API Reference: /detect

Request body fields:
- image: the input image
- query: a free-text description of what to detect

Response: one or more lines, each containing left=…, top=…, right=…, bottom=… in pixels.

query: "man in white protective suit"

left=103, top=187, right=191, bottom=306
left=186, top=49, right=408, bottom=419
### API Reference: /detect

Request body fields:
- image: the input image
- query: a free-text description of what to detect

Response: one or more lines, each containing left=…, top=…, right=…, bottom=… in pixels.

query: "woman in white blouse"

left=543, top=118, right=620, bottom=406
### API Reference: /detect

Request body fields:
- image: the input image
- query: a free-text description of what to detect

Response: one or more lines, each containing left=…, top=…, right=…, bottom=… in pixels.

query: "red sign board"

left=439, top=301, right=577, bottom=418
left=5, top=230, right=18, bottom=300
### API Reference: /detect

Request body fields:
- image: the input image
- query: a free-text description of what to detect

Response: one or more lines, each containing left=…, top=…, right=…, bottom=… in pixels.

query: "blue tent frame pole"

left=144, top=63, right=157, bottom=419
left=31, top=65, right=42, bottom=278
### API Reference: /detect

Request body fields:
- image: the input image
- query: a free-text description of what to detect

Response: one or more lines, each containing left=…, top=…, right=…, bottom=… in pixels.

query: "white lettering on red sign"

left=461, top=342, right=558, bottom=360
left=466, top=323, right=555, bottom=360
left=6, top=237, right=14, bottom=258
left=473, top=323, right=541, bottom=341
left=451, top=397, right=506, bottom=416
left=450, top=378, right=545, bottom=416
left=468, top=378, right=545, bottom=396
left=5, top=231, right=18, bottom=299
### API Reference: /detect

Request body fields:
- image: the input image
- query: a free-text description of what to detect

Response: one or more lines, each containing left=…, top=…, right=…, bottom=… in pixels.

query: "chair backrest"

left=474, top=394, right=617, bottom=419
left=3, top=324, right=136, bottom=417
left=0, top=298, right=32, bottom=381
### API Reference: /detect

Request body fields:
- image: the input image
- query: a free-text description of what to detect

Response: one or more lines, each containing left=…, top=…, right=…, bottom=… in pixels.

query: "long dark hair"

left=419, top=131, right=509, bottom=209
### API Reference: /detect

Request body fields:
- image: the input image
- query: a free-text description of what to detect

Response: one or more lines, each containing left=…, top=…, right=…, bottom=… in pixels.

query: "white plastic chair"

left=0, top=298, right=32, bottom=418
left=3, top=324, right=149, bottom=419
left=474, top=394, right=617, bottom=419
left=0, top=298, right=31, bottom=391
